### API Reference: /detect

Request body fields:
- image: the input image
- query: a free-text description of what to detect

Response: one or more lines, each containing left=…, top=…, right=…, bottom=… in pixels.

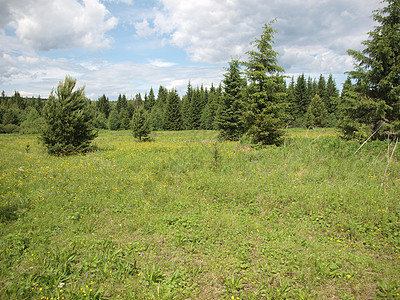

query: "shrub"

left=3, top=124, right=20, bottom=134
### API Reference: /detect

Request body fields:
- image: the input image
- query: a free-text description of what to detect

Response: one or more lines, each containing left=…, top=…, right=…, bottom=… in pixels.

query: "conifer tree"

left=294, top=74, right=309, bottom=119
left=217, top=59, right=246, bottom=140
left=305, top=94, right=328, bottom=128
left=41, top=76, right=97, bottom=155
left=182, top=82, right=193, bottom=129
left=242, top=21, right=287, bottom=146
left=164, top=89, right=182, bottom=131
left=340, top=0, right=400, bottom=139
left=190, top=88, right=203, bottom=129
left=108, top=109, right=121, bottom=130
left=201, top=84, right=221, bottom=130
left=144, top=88, right=156, bottom=111
left=325, top=74, right=339, bottom=114
left=116, top=94, right=128, bottom=114
left=97, top=94, right=111, bottom=118
left=131, top=105, right=151, bottom=141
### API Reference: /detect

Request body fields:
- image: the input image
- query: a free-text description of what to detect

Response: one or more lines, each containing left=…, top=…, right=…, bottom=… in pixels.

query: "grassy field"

left=0, top=129, right=399, bottom=299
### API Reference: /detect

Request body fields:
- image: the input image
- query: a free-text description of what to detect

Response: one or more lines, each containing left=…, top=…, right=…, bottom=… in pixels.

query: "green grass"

left=0, top=129, right=399, bottom=299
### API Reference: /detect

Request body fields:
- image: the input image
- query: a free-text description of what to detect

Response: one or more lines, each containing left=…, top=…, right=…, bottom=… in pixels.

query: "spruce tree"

left=116, top=94, right=128, bottom=114
left=164, top=89, right=182, bottom=131
left=131, top=105, right=151, bottom=141
left=294, top=74, right=309, bottom=118
left=217, top=59, right=246, bottom=140
left=41, top=76, right=97, bottom=155
left=305, top=94, right=328, bottom=128
left=242, top=21, right=287, bottom=146
left=182, top=82, right=193, bottom=129
left=108, top=109, right=121, bottom=130
left=341, top=0, right=400, bottom=139
left=190, top=88, right=203, bottom=129
left=144, top=88, right=156, bottom=111
left=97, top=94, right=111, bottom=118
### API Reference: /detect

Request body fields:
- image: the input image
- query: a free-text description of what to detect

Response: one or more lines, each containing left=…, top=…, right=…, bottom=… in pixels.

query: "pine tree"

left=131, top=105, right=151, bottom=141
left=41, top=76, right=97, bottom=155
left=341, top=0, right=400, bottom=139
left=242, top=21, right=287, bottom=146
left=217, top=59, right=246, bottom=140
left=164, top=89, right=182, bottom=131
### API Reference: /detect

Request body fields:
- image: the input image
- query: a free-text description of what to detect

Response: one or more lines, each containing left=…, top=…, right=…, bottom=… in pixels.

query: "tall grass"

left=0, top=129, right=399, bottom=299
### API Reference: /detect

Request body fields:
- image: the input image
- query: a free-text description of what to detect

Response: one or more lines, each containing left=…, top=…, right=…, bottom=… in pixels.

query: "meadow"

left=0, top=129, right=399, bottom=299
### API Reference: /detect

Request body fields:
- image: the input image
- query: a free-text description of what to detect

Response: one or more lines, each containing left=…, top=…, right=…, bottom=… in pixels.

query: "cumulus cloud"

left=134, top=19, right=155, bottom=38
left=4, top=0, right=118, bottom=51
left=148, top=0, right=380, bottom=74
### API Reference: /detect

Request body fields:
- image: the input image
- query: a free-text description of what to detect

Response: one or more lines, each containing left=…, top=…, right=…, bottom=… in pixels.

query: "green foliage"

left=217, top=59, right=246, bottom=140
left=40, top=76, right=97, bottom=155
left=305, top=94, right=328, bottom=128
left=242, top=21, right=287, bottom=146
left=342, top=0, right=400, bottom=139
left=92, top=110, right=108, bottom=129
left=164, top=89, right=182, bottom=131
left=96, top=94, right=111, bottom=118
left=19, top=118, right=45, bottom=134
left=131, top=105, right=151, bottom=141
left=294, top=74, right=309, bottom=118
left=3, top=123, right=20, bottom=134
left=337, top=78, right=390, bottom=140
left=108, top=109, right=121, bottom=130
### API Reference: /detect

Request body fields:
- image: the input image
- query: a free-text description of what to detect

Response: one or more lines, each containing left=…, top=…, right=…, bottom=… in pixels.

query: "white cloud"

left=4, top=0, right=118, bottom=51
left=103, top=0, right=134, bottom=5
left=149, top=0, right=380, bottom=74
left=0, top=49, right=221, bottom=98
left=148, top=59, right=176, bottom=68
left=134, top=19, right=155, bottom=38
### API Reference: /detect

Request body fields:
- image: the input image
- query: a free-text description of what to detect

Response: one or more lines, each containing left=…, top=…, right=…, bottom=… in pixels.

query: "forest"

left=0, top=72, right=340, bottom=134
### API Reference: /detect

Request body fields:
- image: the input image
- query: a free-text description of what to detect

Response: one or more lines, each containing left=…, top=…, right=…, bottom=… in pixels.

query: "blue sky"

left=0, top=0, right=382, bottom=100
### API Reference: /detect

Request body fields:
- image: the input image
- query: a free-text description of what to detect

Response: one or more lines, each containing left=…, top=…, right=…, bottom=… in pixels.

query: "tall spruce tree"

left=305, top=94, right=328, bottom=128
left=41, top=76, right=97, bottom=155
left=242, top=21, right=287, bottom=146
left=164, top=89, right=182, bottom=131
left=190, top=87, right=203, bottom=129
left=97, top=94, right=111, bottom=118
left=182, top=82, right=193, bottom=129
left=217, top=59, right=246, bottom=140
left=294, top=74, right=309, bottom=120
left=131, top=105, right=151, bottom=141
left=340, top=0, right=400, bottom=139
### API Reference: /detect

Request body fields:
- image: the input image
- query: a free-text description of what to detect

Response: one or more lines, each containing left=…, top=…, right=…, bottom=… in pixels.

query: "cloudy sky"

left=0, top=0, right=382, bottom=100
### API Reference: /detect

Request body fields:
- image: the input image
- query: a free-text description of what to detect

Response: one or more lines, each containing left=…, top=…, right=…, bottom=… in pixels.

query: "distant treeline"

left=0, top=73, right=341, bottom=134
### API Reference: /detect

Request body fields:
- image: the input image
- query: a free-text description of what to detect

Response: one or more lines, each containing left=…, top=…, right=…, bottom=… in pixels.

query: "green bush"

left=3, top=124, right=20, bottom=133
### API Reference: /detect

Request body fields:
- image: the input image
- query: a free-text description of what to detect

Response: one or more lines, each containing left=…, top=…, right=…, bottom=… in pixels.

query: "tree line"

left=0, top=0, right=398, bottom=154
left=0, top=73, right=340, bottom=134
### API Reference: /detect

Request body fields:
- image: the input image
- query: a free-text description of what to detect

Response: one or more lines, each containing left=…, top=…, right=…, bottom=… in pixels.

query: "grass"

left=0, top=128, right=399, bottom=299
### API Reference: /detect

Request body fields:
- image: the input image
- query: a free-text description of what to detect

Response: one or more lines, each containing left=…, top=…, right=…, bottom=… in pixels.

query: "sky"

left=0, top=0, right=382, bottom=100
